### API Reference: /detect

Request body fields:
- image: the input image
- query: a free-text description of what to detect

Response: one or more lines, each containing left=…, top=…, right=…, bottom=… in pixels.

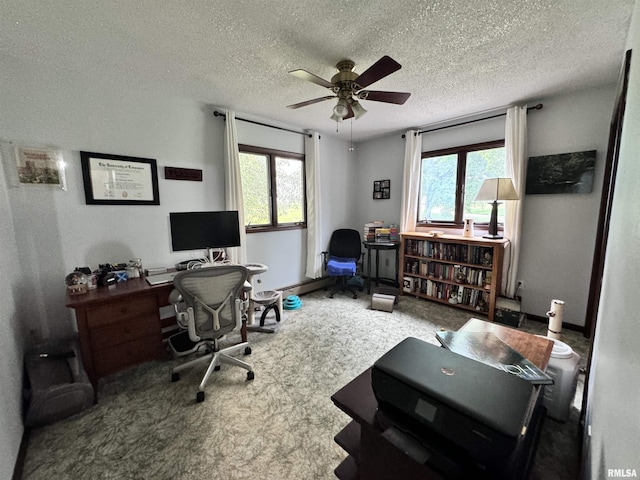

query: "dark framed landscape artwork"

left=525, top=150, right=596, bottom=195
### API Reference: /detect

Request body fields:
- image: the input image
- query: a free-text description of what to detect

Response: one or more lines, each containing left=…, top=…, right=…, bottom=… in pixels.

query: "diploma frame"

left=80, top=151, right=160, bottom=205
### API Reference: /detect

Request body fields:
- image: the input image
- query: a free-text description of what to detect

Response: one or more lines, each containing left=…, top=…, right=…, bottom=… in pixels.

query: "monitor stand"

left=207, top=247, right=226, bottom=264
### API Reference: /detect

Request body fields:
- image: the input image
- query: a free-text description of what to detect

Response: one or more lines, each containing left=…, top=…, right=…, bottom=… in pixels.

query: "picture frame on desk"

left=80, top=151, right=160, bottom=205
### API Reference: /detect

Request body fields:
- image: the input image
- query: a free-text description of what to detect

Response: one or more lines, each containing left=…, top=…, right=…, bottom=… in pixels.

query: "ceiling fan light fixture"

left=288, top=56, right=410, bottom=121
left=333, top=98, right=349, bottom=118
left=330, top=112, right=344, bottom=122
left=351, top=101, right=367, bottom=119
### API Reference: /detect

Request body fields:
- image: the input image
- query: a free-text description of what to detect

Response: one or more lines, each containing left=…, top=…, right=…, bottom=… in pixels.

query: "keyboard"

left=145, top=272, right=178, bottom=286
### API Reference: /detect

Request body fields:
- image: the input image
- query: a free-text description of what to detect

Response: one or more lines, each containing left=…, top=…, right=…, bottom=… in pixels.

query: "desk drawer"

left=85, top=295, right=158, bottom=329
left=90, top=313, right=160, bottom=350
left=93, top=334, right=163, bottom=377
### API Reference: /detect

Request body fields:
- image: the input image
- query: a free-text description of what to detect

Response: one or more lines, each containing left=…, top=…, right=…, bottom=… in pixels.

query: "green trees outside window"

left=239, top=145, right=306, bottom=230
left=419, top=140, right=506, bottom=226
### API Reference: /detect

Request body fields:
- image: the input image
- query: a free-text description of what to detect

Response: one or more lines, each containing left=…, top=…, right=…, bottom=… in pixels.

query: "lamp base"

left=484, top=200, right=501, bottom=239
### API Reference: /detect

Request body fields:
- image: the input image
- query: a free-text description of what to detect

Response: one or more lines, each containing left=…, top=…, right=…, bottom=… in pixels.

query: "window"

left=418, top=140, right=506, bottom=227
left=238, top=144, right=306, bottom=231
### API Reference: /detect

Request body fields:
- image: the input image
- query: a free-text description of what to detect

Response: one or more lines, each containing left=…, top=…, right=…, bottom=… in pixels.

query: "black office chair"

left=323, top=229, right=363, bottom=299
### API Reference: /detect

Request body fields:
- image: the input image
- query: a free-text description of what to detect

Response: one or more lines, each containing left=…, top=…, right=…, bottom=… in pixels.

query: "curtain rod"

left=402, top=104, right=543, bottom=138
left=213, top=111, right=315, bottom=138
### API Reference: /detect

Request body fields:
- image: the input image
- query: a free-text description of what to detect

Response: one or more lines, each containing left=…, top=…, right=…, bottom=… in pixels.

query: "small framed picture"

left=15, top=147, right=66, bottom=189
left=373, top=179, right=390, bottom=200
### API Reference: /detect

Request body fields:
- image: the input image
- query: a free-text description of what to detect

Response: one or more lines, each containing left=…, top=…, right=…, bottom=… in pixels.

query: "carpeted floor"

left=22, top=289, right=589, bottom=479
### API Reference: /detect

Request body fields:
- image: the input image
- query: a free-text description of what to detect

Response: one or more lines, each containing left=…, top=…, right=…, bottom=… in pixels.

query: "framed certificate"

left=80, top=151, right=160, bottom=205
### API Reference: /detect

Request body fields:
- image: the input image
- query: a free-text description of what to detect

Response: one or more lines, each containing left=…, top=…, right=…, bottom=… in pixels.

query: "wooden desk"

left=459, top=318, right=553, bottom=370
left=66, top=278, right=174, bottom=386
left=331, top=320, right=553, bottom=480
left=67, top=276, right=251, bottom=388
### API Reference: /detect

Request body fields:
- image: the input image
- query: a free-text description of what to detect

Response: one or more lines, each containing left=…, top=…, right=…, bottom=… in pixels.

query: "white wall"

left=521, top=87, right=614, bottom=326
left=0, top=141, right=28, bottom=480
left=585, top=1, right=640, bottom=476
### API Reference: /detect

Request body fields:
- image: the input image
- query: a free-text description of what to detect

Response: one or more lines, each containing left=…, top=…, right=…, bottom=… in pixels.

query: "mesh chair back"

left=173, top=265, right=249, bottom=339
left=329, top=229, right=362, bottom=259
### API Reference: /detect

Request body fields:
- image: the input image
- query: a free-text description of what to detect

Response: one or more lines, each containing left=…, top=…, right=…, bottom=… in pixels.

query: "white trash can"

left=542, top=338, right=580, bottom=422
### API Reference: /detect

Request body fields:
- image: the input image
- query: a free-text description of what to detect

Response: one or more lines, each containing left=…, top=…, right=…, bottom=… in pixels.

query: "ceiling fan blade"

left=343, top=104, right=354, bottom=120
left=287, top=96, right=335, bottom=109
left=289, top=69, right=335, bottom=89
left=359, top=90, right=411, bottom=105
left=354, top=56, right=402, bottom=89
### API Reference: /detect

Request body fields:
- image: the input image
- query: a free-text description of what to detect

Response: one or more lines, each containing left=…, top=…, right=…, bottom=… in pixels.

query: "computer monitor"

left=169, top=211, right=241, bottom=262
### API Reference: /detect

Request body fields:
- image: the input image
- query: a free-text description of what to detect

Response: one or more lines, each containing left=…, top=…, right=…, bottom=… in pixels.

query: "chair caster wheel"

left=196, top=391, right=205, bottom=403
left=329, top=294, right=334, bottom=298
left=171, top=372, right=180, bottom=382
left=247, top=371, right=255, bottom=381
left=353, top=294, right=358, bottom=299
left=244, top=346, right=252, bottom=355
left=214, top=365, right=221, bottom=371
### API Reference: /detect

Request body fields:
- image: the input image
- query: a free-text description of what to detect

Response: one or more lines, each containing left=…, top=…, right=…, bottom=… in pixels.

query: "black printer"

left=371, top=337, right=536, bottom=477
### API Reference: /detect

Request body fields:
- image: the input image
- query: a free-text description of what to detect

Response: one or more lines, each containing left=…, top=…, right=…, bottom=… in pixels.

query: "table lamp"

left=474, top=178, right=519, bottom=239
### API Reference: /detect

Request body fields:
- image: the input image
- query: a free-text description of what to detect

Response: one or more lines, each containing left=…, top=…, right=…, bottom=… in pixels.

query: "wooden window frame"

left=417, top=139, right=505, bottom=228
left=238, top=144, right=307, bottom=233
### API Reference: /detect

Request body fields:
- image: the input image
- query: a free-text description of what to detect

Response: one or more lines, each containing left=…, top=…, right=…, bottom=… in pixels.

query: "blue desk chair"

left=323, top=229, right=363, bottom=299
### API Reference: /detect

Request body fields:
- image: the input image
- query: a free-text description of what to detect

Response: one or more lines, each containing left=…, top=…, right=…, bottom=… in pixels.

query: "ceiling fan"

left=286, top=55, right=411, bottom=122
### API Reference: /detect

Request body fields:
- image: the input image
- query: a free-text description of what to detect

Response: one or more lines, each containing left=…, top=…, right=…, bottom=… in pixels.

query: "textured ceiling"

left=0, top=0, right=635, bottom=141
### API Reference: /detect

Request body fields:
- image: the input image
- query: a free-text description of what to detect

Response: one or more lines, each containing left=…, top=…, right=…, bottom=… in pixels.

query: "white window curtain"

left=304, top=132, right=323, bottom=278
left=400, top=130, right=422, bottom=232
left=503, top=105, right=527, bottom=298
left=223, top=110, right=247, bottom=265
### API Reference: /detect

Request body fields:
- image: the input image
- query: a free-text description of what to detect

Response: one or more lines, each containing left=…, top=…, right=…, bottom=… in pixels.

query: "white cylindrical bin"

left=546, top=299, right=565, bottom=340
left=542, top=338, right=580, bottom=422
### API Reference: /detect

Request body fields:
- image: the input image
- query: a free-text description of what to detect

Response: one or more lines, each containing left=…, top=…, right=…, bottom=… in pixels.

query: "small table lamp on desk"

left=475, top=177, right=519, bottom=239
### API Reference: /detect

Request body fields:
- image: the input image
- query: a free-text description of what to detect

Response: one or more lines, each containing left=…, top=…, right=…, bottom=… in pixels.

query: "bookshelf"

left=399, top=232, right=509, bottom=321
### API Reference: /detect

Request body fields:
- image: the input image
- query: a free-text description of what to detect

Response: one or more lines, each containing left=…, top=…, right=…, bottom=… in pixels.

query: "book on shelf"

left=435, top=331, right=554, bottom=385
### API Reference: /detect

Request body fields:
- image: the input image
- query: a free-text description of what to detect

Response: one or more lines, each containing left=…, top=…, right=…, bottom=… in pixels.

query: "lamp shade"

left=475, top=178, right=519, bottom=202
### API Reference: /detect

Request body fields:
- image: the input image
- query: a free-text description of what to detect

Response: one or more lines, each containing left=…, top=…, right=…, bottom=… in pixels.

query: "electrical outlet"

left=517, top=280, right=524, bottom=289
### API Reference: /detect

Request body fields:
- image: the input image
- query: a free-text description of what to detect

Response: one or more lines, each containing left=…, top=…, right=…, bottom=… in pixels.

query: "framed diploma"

left=80, top=151, right=160, bottom=205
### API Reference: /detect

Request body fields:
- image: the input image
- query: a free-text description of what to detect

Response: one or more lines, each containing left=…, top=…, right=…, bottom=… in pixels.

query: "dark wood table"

left=331, top=319, right=554, bottom=480
left=363, top=241, right=400, bottom=293
left=459, top=318, right=553, bottom=370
